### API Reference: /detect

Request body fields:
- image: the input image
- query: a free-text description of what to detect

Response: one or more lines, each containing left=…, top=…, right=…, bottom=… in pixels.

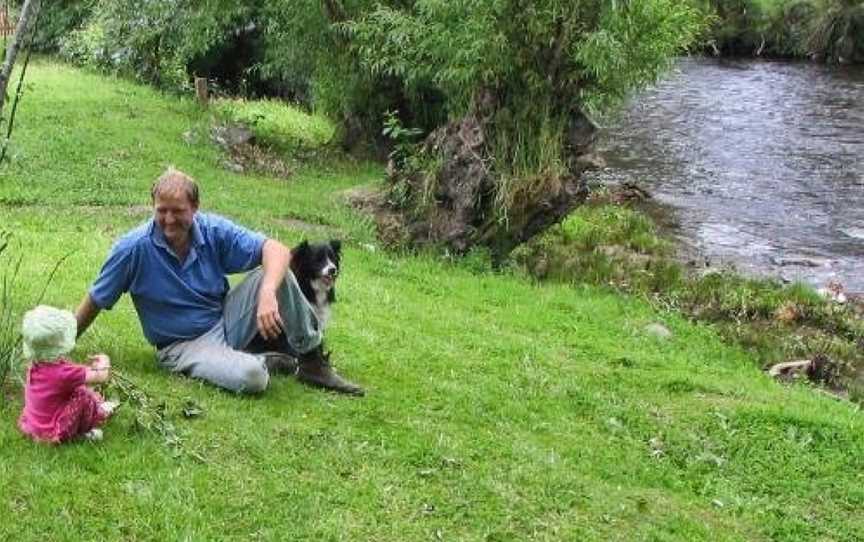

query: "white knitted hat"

left=21, top=305, right=77, bottom=360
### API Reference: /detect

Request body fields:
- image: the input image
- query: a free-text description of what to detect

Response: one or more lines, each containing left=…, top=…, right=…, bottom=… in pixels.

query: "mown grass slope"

left=0, top=60, right=862, bottom=541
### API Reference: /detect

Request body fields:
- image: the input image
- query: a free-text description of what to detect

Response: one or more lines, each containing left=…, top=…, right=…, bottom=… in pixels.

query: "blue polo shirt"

left=89, top=213, right=266, bottom=347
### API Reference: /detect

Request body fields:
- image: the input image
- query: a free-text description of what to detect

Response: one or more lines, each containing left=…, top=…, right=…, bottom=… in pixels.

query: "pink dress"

left=18, top=358, right=109, bottom=443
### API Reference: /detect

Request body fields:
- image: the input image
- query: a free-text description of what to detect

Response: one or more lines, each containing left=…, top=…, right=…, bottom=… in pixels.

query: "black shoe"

left=297, top=347, right=364, bottom=396
left=262, top=352, right=299, bottom=375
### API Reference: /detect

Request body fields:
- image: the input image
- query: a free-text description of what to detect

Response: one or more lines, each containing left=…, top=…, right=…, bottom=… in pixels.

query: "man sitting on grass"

left=74, top=167, right=364, bottom=396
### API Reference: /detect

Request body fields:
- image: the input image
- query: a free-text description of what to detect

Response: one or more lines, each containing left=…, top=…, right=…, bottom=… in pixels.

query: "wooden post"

left=195, top=77, right=209, bottom=107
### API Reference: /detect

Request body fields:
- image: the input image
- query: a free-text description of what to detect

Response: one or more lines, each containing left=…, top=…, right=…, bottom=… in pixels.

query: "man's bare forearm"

left=255, top=239, right=292, bottom=339
left=260, top=239, right=291, bottom=295
left=75, top=293, right=101, bottom=338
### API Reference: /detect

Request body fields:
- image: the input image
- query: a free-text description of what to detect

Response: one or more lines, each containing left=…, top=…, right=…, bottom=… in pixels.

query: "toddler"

left=18, top=305, right=117, bottom=443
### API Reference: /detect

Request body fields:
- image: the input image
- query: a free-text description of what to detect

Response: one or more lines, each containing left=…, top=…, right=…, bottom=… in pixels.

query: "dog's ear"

left=293, top=240, right=309, bottom=257
left=329, top=239, right=342, bottom=256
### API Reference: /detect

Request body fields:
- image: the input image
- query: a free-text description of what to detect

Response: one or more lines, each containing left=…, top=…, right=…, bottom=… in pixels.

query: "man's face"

left=154, top=190, right=197, bottom=248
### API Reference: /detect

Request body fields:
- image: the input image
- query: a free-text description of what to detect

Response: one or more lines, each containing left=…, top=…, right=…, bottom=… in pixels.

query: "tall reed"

left=0, top=233, right=72, bottom=398
left=0, top=231, right=23, bottom=395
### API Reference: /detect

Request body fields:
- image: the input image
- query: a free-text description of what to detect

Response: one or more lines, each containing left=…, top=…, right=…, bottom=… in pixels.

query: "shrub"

left=58, top=19, right=109, bottom=67
left=24, top=0, right=99, bottom=53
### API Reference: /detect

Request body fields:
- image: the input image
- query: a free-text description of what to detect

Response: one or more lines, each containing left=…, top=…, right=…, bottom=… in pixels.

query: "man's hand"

left=256, top=286, right=284, bottom=341
left=256, top=239, right=291, bottom=341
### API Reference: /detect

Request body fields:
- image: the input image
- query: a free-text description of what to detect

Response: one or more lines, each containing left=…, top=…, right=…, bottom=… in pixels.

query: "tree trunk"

left=0, top=0, right=40, bottom=116
left=378, top=104, right=602, bottom=262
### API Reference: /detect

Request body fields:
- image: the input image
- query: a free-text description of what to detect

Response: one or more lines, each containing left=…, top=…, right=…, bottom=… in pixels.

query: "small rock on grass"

left=644, top=323, right=673, bottom=340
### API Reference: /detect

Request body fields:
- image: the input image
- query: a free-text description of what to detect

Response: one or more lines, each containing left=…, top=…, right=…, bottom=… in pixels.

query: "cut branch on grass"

left=107, top=370, right=206, bottom=463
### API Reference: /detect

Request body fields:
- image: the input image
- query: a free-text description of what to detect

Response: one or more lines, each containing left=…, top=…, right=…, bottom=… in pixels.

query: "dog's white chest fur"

left=310, top=278, right=332, bottom=329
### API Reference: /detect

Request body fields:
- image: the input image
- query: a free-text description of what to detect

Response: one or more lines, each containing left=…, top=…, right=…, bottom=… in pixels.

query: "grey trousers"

left=156, top=268, right=323, bottom=393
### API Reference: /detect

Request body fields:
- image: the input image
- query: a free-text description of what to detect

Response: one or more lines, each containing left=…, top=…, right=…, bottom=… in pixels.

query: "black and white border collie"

left=290, top=240, right=341, bottom=329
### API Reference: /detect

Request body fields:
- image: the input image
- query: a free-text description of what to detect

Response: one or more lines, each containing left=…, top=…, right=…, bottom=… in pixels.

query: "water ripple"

left=588, top=57, right=864, bottom=292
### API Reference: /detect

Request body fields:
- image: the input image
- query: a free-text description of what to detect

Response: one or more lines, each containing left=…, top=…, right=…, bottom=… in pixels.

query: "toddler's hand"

left=84, top=354, right=112, bottom=384
left=89, top=354, right=111, bottom=371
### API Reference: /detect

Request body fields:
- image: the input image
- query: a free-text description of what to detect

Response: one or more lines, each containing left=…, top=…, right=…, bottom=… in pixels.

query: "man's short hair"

left=151, top=167, right=200, bottom=206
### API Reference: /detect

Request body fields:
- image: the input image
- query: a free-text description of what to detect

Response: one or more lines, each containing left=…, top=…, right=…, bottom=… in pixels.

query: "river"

left=587, top=57, right=864, bottom=293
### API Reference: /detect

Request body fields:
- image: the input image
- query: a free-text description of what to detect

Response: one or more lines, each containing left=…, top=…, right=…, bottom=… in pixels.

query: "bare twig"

left=34, top=249, right=76, bottom=305
left=755, top=36, right=766, bottom=57
left=0, top=0, right=40, bottom=113
left=0, top=0, right=40, bottom=163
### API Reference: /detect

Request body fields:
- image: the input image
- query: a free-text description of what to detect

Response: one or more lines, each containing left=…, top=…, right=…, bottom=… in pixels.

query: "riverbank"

left=1, top=60, right=863, bottom=541
left=513, top=181, right=864, bottom=401
left=704, top=0, right=864, bottom=64
left=587, top=55, right=864, bottom=294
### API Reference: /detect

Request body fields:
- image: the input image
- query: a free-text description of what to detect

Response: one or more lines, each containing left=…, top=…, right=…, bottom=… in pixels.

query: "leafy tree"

left=23, top=0, right=97, bottom=52
left=809, top=0, right=864, bottom=63
left=700, top=0, right=864, bottom=62
left=327, top=0, right=706, bottom=258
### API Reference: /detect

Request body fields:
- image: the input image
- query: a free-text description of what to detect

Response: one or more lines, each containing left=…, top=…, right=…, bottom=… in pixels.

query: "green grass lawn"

left=1, top=60, right=863, bottom=541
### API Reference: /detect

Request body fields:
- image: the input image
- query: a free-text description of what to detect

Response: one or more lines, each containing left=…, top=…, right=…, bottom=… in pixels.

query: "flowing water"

left=587, top=57, right=864, bottom=293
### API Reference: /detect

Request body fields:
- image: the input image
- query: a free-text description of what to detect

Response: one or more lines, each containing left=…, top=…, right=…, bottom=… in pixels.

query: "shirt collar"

left=149, top=214, right=204, bottom=253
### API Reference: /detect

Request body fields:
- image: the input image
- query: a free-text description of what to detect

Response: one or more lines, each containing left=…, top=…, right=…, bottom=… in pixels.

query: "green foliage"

left=343, top=0, right=705, bottom=231
left=574, top=0, right=707, bottom=112
left=345, top=0, right=705, bottom=124
left=346, top=1, right=704, bottom=114
left=57, top=18, right=109, bottom=67
left=46, top=0, right=346, bottom=102
left=54, top=0, right=260, bottom=90
left=700, top=0, right=776, bottom=54
left=765, top=1, right=819, bottom=57
left=257, top=0, right=335, bottom=104
left=809, top=0, right=864, bottom=62
left=489, top=109, right=570, bottom=211
left=212, top=97, right=335, bottom=152
left=381, top=110, right=444, bottom=212
left=557, top=204, right=672, bottom=255
left=382, top=110, right=423, bottom=167
left=702, top=0, right=864, bottom=61
left=26, top=0, right=100, bottom=53
left=513, top=203, right=679, bottom=291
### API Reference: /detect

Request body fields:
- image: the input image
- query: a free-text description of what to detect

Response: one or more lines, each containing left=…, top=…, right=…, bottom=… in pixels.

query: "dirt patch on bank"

left=340, top=185, right=407, bottom=248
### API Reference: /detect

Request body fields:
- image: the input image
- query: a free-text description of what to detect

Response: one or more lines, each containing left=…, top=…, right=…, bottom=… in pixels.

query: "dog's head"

left=291, top=239, right=342, bottom=293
